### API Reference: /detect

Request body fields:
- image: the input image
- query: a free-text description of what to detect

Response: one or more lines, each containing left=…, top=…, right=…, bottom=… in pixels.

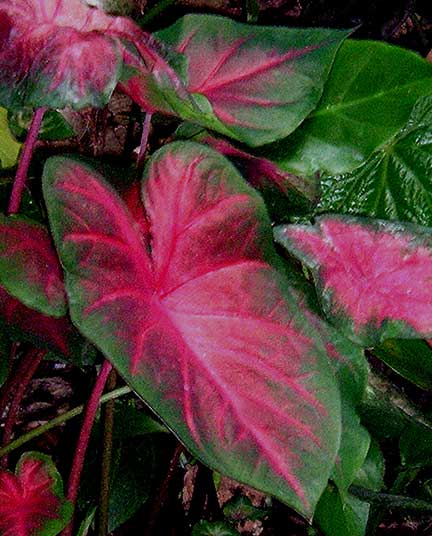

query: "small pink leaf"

left=0, top=452, right=71, bottom=536
left=0, top=287, right=73, bottom=357
left=43, top=144, right=341, bottom=517
left=275, top=216, right=432, bottom=345
left=156, top=15, right=350, bottom=145
left=0, top=215, right=66, bottom=317
left=204, top=136, right=317, bottom=201
left=0, top=0, right=181, bottom=110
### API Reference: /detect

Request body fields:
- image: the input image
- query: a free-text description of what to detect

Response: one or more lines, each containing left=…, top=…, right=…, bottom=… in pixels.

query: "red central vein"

left=200, top=43, right=321, bottom=95
left=190, top=37, right=248, bottom=93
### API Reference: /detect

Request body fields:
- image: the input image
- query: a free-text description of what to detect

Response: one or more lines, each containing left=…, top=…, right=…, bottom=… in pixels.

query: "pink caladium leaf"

left=0, top=215, right=66, bottom=317
left=156, top=15, right=350, bottom=146
left=275, top=215, right=432, bottom=346
left=0, top=0, right=185, bottom=111
left=203, top=136, right=317, bottom=201
left=0, top=452, right=72, bottom=536
left=42, top=144, right=341, bottom=517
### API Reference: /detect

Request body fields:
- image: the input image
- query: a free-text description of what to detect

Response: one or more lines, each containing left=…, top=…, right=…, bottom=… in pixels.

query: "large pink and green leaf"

left=42, top=144, right=341, bottom=517
left=156, top=15, right=350, bottom=146
left=275, top=215, right=432, bottom=345
left=0, top=215, right=66, bottom=317
left=0, top=452, right=72, bottom=536
left=0, top=0, right=185, bottom=111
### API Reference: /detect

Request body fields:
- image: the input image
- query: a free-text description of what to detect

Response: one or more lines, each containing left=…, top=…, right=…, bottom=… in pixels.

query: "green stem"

left=98, top=369, right=117, bottom=536
left=0, top=386, right=131, bottom=458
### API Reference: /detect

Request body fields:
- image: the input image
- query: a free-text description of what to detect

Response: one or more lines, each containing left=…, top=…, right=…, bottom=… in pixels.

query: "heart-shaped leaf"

left=0, top=452, right=72, bottom=536
left=275, top=215, right=432, bottom=345
left=156, top=15, right=350, bottom=146
left=0, top=215, right=66, bottom=317
left=0, top=0, right=181, bottom=111
left=266, top=40, right=432, bottom=177
left=43, top=144, right=341, bottom=517
left=318, top=96, right=432, bottom=226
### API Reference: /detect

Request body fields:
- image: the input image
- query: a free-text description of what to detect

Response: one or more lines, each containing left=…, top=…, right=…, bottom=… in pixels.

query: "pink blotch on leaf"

left=286, top=218, right=432, bottom=334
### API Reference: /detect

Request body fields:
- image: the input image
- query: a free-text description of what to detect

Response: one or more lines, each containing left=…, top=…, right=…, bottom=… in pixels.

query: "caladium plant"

left=0, top=452, right=71, bottom=536
left=275, top=215, right=432, bottom=346
left=0, top=2, right=431, bottom=535
left=0, top=0, right=182, bottom=111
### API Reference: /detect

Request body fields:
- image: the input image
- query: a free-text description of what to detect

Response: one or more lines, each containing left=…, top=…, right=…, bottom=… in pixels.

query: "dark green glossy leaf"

left=108, top=437, right=155, bottom=532
left=113, top=401, right=168, bottom=438
left=353, top=440, right=384, bottom=492
left=373, top=339, right=432, bottom=391
left=318, top=96, right=432, bottom=226
left=332, top=407, right=370, bottom=492
left=314, top=483, right=369, bottom=536
left=156, top=15, right=350, bottom=146
left=359, top=370, right=421, bottom=440
left=266, top=40, right=432, bottom=177
left=400, top=420, right=432, bottom=468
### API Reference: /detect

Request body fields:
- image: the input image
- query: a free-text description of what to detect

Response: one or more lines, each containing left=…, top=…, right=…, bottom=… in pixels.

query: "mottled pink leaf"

left=0, top=0, right=183, bottom=110
left=43, top=144, right=341, bottom=517
left=275, top=216, right=432, bottom=345
left=156, top=15, right=350, bottom=146
left=0, top=215, right=66, bottom=317
left=0, top=452, right=71, bottom=536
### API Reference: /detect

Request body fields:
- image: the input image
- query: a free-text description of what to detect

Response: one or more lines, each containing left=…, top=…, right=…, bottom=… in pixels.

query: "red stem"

left=7, top=106, right=47, bottom=215
left=62, top=360, right=113, bottom=536
left=1, top=348, right=46, bottom=468
left=136, top=112, right=152, bottom=174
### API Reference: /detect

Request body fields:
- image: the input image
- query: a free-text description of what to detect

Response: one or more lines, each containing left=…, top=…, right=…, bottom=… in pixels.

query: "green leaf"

left=400, top=420, right=432, bottom=468
left=332, top=407, right=370, bottom=493
left=192, top=520, right=240, bottom=536
left=107, top=437, right=155, bottom=532
left=353, top=440, right=385, bottom=492
left=373, top=339, right=432, bottom=391
left=314, top=483, right=369, bottom=536
left=9, top=109, right=75, bottom=141
left=318, top=96, right=432, bottom=226
left=156, top=15, right=350, bottom=146
left=266, top=40, right=432, bottom=177
left=76, top=507, right=96, bottom=536
left=0, top=107, right=21, bottom=169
